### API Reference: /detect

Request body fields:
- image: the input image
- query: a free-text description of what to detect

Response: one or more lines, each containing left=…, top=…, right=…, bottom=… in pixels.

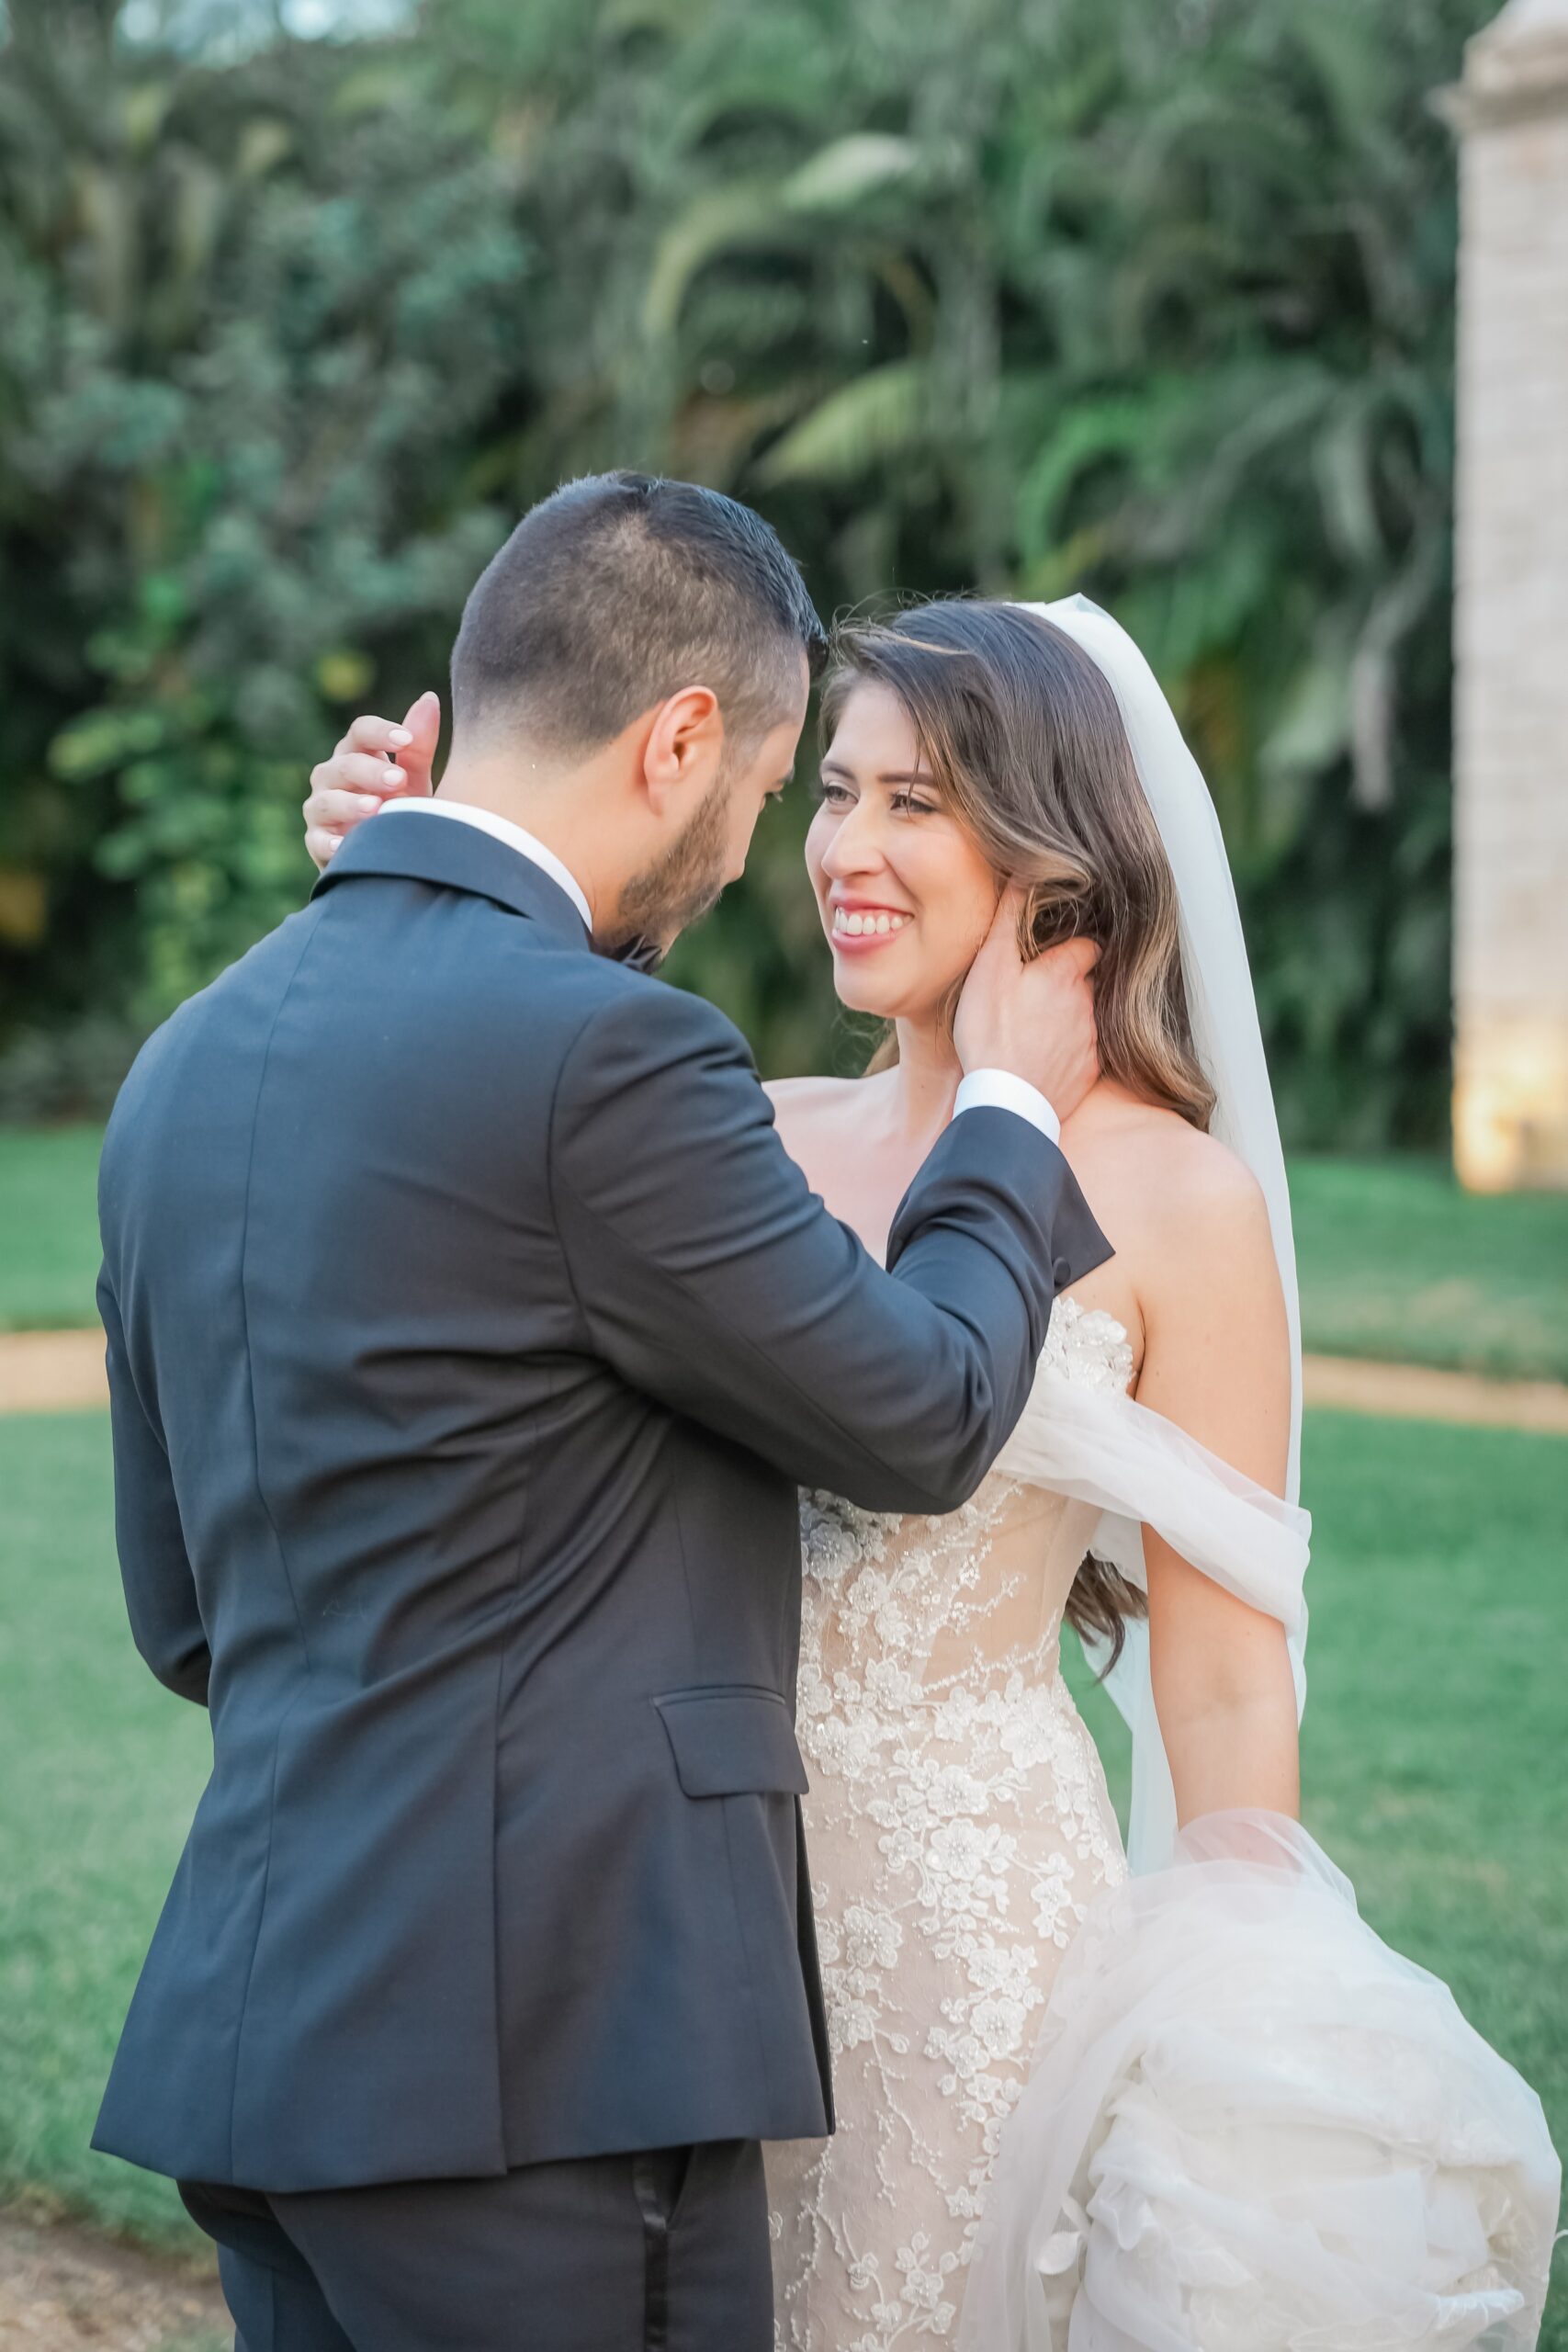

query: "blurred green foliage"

left=0, top=0, right=1490, bottom=1137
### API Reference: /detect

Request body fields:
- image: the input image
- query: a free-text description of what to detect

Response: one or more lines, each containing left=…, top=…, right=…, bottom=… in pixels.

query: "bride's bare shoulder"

left=1140, top=1107, right=1263, bottom=1218
left=1077, top=1086, right=1247, bottom=1182
left=1074, top=1091, right=1278, bottom=1307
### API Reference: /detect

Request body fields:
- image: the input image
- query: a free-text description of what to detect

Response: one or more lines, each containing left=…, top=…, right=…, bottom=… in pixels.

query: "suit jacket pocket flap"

left=653, top=1688, right=809, bottom=1798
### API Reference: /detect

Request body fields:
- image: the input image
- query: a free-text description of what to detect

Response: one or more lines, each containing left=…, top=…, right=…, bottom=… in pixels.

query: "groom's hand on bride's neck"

left=953, top=891, right=1101, bottom=1126
left=302, top=692, right=441, bottom=871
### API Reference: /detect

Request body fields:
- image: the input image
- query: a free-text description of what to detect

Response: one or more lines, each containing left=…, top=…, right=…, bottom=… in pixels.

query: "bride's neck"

left=880, top=1016, right=963, bottom=1148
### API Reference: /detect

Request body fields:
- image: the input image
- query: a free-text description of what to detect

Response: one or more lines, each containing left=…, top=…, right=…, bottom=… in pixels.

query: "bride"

left=302, top=594, right=1558, bottom=2347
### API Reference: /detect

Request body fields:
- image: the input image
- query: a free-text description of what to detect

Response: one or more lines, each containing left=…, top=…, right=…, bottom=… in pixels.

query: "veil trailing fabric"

left=957, top=597, right=1561, bottom=2348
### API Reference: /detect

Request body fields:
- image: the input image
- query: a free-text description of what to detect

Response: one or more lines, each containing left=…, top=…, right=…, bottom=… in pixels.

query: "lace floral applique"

left=769, top=1299, right=1134, bottom=2350
left=1040, top=1295, right=1135, bottom=1395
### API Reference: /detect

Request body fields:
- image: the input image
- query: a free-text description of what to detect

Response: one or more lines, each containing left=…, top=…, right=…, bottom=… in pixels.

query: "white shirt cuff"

left=953, top=1069, right=1061, bottom=1146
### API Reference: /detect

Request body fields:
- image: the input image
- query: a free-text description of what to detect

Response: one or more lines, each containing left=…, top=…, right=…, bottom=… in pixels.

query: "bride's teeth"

left=832, top=908, right=909, bottom=936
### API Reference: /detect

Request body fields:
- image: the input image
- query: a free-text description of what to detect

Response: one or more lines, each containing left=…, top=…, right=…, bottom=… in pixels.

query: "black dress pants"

left=179, top=2141, right=771, bottom=2352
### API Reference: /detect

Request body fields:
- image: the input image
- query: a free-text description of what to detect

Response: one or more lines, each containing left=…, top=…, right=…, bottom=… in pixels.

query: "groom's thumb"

left=397, top=689, right=442, bottom=796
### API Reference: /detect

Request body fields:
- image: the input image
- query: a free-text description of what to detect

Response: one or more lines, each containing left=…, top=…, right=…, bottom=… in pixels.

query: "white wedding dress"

left=765, top=593, right=1559, bottom=2346
left=765, top=1296, right=1134, bottom=2348
left=763, top=1296, right=1559, bottom=2349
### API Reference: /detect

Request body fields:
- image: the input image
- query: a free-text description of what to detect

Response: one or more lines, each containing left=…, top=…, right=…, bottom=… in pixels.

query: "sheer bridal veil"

left=1008, top=594, right=1308, bottom=1872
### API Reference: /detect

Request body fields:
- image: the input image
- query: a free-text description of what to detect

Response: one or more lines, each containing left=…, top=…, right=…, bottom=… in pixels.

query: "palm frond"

left=752, top=358, right=928, bottom=487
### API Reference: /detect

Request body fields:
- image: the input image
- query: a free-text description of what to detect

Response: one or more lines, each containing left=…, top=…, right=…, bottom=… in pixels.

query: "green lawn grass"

left=5, top=1125, right=1566, bottom=1378
left=0, top=1125, right=104, bottom=1332
left=0, top=1414, right=211, bottom=2252
left=1290, top=1153, right=1568, bottom=1382
left=3, top=1407, right=1564, bottom=2329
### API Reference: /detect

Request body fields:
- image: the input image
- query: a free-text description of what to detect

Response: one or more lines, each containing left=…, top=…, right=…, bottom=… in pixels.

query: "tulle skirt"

left=959, top=1812, right=1560, bottom=2351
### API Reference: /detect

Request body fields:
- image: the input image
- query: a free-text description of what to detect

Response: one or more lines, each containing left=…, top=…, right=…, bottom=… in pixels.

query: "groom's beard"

left=600, top=771, right=731, bottom=965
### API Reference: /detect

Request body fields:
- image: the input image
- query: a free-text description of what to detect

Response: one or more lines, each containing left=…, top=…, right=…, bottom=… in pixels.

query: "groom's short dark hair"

left=450, top=472, right=827, bottom=762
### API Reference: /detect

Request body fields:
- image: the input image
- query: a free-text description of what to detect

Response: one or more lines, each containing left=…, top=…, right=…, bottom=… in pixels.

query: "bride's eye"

left=892, top=793, right=938, bottom=818
left=815, top=779, right=854, bottom=808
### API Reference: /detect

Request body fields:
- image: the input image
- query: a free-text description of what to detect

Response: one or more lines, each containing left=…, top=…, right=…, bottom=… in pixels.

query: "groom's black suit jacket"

left=92, top=810, right=1110, bottom=2193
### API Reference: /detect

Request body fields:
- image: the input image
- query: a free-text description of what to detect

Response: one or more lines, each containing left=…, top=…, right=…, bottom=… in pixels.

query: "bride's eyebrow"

left=819, top=759, right=937, bottom=786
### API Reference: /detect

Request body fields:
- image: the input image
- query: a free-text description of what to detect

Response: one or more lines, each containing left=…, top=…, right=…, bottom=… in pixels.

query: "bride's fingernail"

left=389, top=729, right=412, bottom=747
left=384, top=767, right=404, bottom=786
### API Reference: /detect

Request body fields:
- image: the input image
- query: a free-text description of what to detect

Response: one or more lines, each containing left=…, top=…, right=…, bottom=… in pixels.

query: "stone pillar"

left=1449, top=0, right=1568, bottom=1190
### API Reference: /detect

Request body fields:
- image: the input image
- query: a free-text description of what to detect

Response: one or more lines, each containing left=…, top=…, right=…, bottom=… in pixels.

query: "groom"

left=93, top=471, right=1110, bottom=2349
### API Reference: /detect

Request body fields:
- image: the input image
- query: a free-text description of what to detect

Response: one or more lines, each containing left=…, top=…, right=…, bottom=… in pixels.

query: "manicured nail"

left=356, top=796, right=382, bottom=811
left=389, top=729, right=412, bottom=747
left=383, top=768, right=404, bottom=786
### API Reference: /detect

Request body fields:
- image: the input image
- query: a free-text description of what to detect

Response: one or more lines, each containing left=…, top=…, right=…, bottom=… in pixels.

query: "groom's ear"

left=639, top=685, right=724, bottom=815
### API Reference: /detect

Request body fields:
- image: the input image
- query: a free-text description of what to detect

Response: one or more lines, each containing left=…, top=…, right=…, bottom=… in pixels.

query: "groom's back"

left=105, top=865, right=589, bottom=1668
left=95, top=815, right=831, bottom=2192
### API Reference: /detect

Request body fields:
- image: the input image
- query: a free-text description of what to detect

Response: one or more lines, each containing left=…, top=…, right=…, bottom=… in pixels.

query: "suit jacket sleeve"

left=550, top=983, right=1111, bottom=1514
left=97, top=1262, right=211, bottom=1707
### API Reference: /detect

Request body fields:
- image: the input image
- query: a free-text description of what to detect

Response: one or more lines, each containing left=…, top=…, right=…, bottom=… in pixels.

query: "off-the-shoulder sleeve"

left=993, top=1361, right=1310, bottom=1634
left=995, top=1358, right=1312, bottom=1874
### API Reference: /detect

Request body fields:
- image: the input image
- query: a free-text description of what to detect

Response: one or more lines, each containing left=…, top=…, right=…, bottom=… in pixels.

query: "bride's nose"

left=820, top=800, right=887, bottom=879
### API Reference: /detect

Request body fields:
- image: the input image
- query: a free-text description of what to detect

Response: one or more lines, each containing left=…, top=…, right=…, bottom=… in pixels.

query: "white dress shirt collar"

left=376, top=797, right=593, bottom=933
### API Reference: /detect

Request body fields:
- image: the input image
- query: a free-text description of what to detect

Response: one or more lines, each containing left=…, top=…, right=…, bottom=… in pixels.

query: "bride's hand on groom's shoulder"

left=953, top=888, right=1101, bottom=1125
left=302, top=692, right=441, bottom=870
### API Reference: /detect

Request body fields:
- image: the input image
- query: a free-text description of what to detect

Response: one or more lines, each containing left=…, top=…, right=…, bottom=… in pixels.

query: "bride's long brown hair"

left=820, top=598, right=1216, bottom=1668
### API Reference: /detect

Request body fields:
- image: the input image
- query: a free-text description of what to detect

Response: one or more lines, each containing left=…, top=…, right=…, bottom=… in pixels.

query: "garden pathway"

left=0, top=2206, right=224, bottom=2352
left=1301, top=1351, right=1568, bottom=1435
left=4, top=1324, right=1568, bottom=1434
left=0, top=1332, right=108, bottom=1417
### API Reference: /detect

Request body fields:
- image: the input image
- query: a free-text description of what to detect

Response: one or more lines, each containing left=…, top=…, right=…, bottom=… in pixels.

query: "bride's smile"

left=807, top=678, right=998, bottom=1016
left=826, top=899, right=913, bottom=944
